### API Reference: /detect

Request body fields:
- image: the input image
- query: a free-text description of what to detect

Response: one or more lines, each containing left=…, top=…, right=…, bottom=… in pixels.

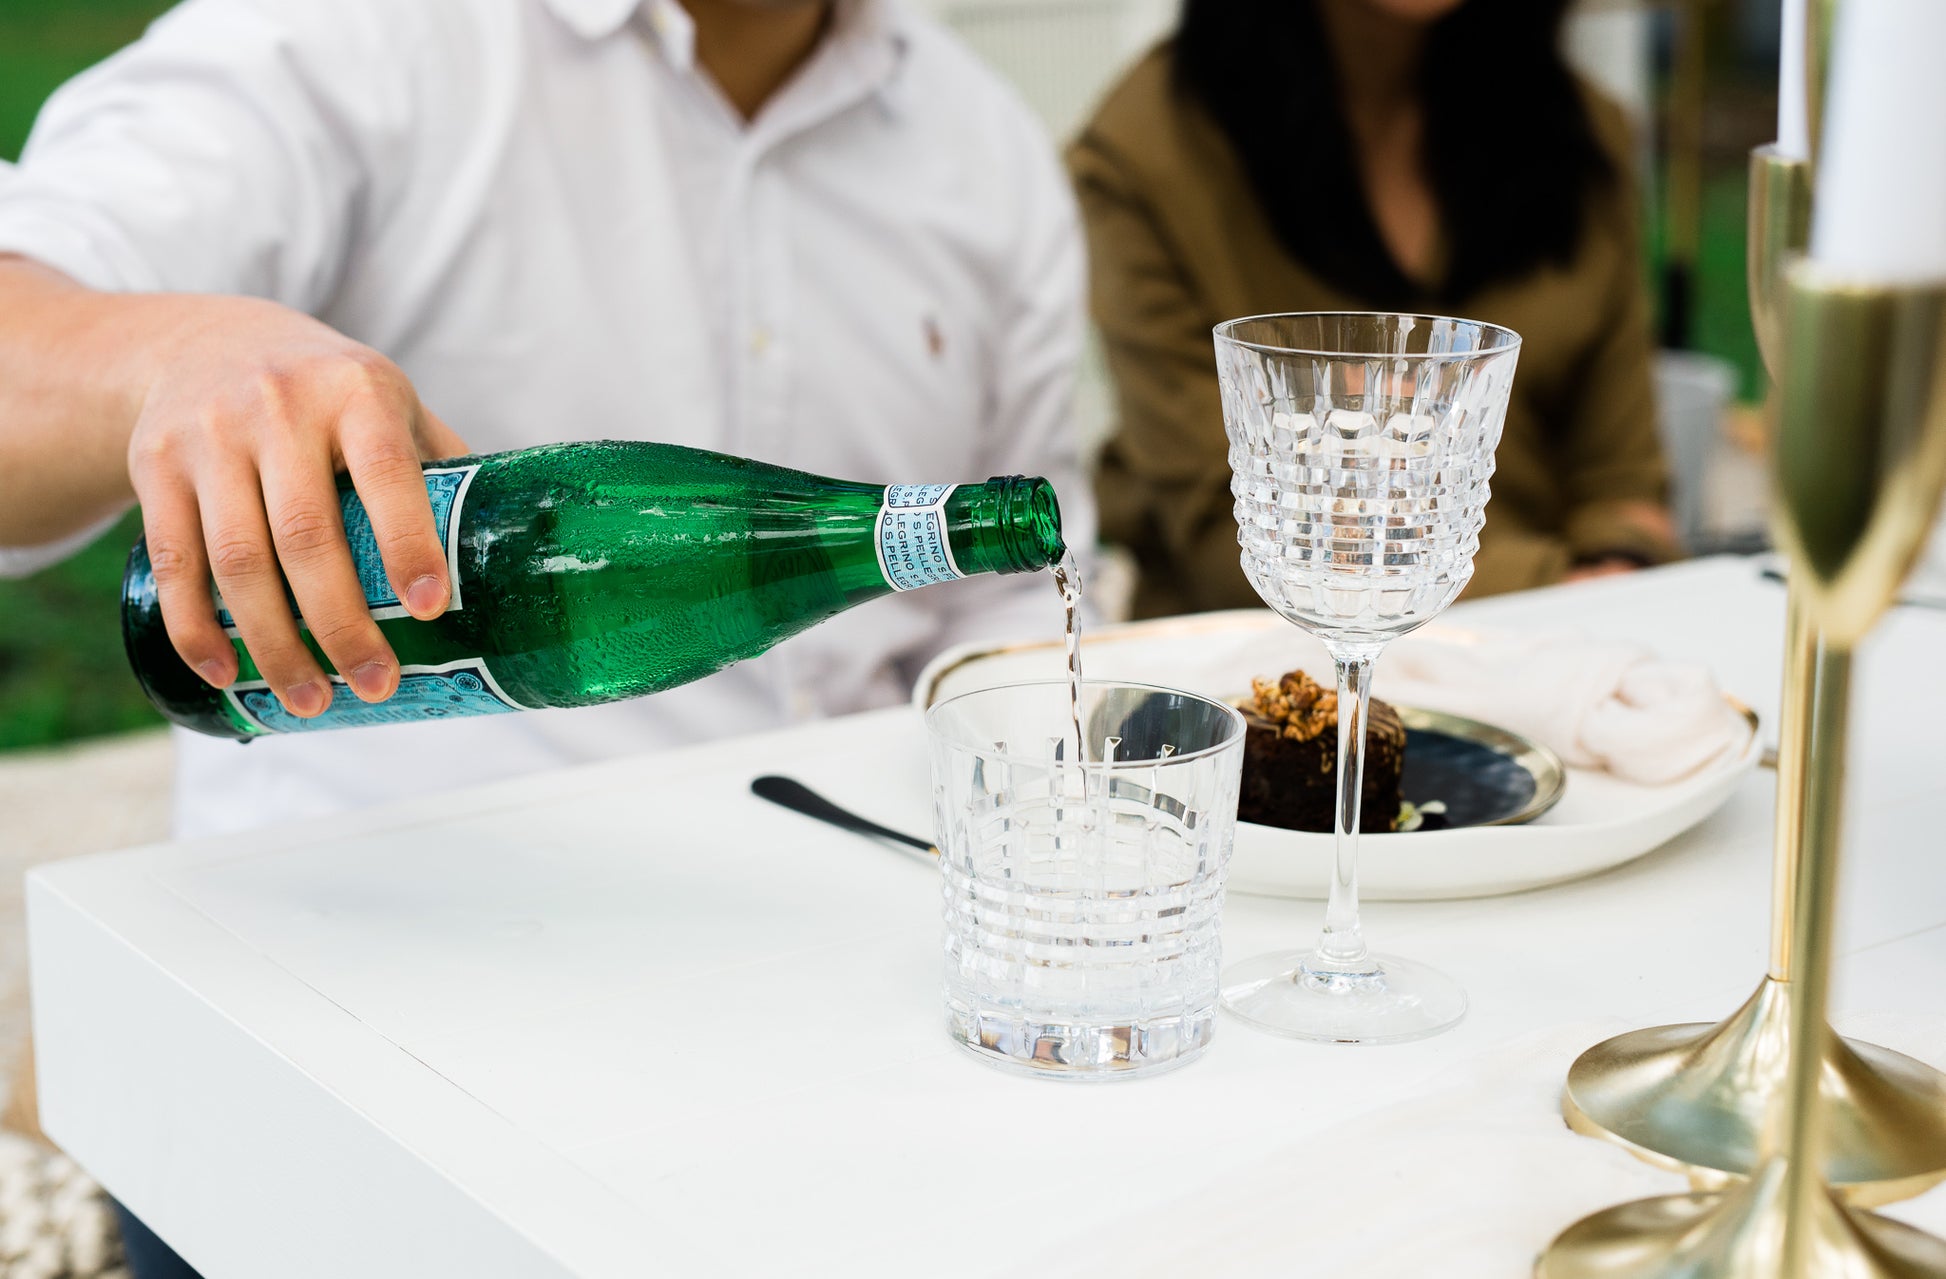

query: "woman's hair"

left=1174, top=0, right=1615, bottom=306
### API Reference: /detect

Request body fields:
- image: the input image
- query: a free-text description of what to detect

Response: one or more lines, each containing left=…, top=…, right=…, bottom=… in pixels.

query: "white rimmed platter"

left=914, top=610, right=1761, bottom=901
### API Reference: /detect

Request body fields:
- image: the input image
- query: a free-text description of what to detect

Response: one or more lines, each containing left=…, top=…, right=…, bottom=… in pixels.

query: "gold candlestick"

left=1557, top=147, right=1946, bottom=1206
left=1538, top=267, right=1946, bottom=1278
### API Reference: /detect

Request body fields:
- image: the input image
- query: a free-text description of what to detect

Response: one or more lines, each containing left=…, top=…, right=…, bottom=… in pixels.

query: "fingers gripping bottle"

left=122, top=441, right=1065, bottom=740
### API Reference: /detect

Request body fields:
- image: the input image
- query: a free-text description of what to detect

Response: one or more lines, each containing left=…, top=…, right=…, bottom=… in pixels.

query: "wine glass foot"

left=1219, top=948, right=1467, bottom=1045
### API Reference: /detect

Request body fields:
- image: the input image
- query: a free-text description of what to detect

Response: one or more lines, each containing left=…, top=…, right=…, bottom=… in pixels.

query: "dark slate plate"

left=1394, top=707, right=1565, bottom=830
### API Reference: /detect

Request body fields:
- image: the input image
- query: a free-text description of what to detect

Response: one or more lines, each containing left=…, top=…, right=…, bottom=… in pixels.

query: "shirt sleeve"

left=0, top=0, right=417, bottom=578
left=1553, top=109, right=1682, bottom=568
left=0, top=0, right=412, bottom=307
left=926, top=114, right=1098, bottom=651
left=0, top=513, right=127, bottom=580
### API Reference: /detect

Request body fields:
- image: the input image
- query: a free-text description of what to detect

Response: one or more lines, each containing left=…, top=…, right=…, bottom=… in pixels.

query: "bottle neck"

left=942, top=477, right=1065, bottom=577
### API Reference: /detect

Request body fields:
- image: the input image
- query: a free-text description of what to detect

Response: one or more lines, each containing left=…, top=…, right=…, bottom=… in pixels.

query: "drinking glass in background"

left=927, top=681, right=1246, bottom=1079
left=1214, top=312, right=1521, bottom=1044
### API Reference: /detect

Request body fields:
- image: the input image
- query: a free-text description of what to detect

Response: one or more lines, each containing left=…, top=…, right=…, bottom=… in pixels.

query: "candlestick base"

left=1534, top=1157, right=1946, bottom=1279
left=1561, top=978, right=1946, bottom=1207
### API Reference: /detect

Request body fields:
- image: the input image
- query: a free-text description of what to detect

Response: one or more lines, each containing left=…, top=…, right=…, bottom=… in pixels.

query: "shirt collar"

left=831, top=0, right=913, bottom=118
left=541, top=0, right=644, bottom=41
left=641, top=0, right=699, bottom=70
left=543, top=0, right=912, bottom=116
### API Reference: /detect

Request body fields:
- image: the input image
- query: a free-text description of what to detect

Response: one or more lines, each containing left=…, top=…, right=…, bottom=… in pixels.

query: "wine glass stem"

left=1313, top=645, right=1381, bottom=974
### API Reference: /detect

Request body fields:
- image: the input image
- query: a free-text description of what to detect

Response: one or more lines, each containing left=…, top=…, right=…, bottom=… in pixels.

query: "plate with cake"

left=1235, top=669, right=1565, bottom=837
left=915, top=610, right=1761, bottom=900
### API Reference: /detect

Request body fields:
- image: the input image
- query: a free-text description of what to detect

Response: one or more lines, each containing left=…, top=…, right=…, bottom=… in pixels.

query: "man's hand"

left=123, top=294, right=469, bottom=718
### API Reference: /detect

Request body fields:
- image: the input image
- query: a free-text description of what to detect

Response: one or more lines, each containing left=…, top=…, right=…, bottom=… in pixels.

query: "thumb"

left=415, top=407, right=472, bottom=462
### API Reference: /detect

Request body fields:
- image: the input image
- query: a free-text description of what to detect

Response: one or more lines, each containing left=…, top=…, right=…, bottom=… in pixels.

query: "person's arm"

left=0, top=0, right=465, bottom=717
left=1555, top=263, right=1681, bottom=571
left=1463, top=514, right=1577, bottom=595
left=1067, top=129, right=1252, bottom=619
left=1554, top=112, right=1682, bottom=574
left=0, top=259, right=150, bottom=546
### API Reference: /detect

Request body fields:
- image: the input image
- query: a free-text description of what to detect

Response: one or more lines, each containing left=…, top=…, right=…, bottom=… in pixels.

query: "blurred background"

left=0, top=0, right=1788, bottom=759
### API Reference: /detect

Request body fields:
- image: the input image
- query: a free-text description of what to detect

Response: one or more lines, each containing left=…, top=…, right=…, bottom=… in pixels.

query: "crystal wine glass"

left=1214, top=312, right=1520, bottom=1044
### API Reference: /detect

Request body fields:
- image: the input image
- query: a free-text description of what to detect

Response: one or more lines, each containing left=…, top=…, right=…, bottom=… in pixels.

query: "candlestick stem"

left=1777, top=643, right=1848, bottom=1272
left=1765, top=587, right=1813, bottom=981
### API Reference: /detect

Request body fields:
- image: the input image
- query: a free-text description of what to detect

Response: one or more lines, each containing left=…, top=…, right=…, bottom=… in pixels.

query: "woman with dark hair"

left=1071, top=0, right=1679, bottom=617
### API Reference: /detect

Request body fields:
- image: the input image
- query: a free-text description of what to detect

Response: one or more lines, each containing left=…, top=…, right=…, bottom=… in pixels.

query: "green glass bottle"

left=122, top=440, right=1065, bottom=740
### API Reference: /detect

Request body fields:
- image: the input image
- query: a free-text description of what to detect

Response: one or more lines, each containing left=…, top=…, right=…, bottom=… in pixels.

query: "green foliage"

left=1644, top=170, right=1765, bottom=407
left=1, top=3, right=170, bottom=751
left=0, top=512, right=162, bottom=749
left=0, top=1, right=171, bottom=162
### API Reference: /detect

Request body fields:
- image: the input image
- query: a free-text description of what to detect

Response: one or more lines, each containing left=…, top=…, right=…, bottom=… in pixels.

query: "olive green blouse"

left=1069, top=45, right=1678, bottom=619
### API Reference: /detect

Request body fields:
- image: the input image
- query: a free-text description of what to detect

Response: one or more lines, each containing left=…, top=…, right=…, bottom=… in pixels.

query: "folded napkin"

left=1375, top=632, right=1746, bottom=785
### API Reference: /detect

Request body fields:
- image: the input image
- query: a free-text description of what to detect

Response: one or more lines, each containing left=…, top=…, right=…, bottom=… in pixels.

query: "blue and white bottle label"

left=225, top=659, right=523, bottom=734
left=215, top=464, right=479, bottom=629
left=876, top=484, right=963, bottom=592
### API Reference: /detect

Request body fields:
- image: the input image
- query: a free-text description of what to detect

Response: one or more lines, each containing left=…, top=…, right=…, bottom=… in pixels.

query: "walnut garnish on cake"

left=1249, top=670, right=1340, bottom=744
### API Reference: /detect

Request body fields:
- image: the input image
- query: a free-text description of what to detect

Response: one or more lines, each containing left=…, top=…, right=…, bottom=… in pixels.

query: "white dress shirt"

left=0, top=0, right=1092, bottom=839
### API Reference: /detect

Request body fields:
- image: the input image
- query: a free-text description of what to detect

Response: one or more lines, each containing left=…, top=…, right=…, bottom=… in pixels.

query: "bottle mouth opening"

left=990, top=476, right=1064, bottom=573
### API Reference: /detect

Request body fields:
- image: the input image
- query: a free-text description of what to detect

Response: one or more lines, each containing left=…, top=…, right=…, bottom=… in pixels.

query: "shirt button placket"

left=747, top=159, right=790, bottom=461
left=721, top=140, right=757, bottom=456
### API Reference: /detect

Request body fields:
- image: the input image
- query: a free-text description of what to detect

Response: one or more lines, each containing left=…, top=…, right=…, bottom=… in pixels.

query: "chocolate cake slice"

left=1237, top=670, right=1406, bottom=833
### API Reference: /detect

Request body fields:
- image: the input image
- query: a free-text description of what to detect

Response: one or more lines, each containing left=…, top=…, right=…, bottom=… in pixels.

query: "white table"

left=28, top=558, right=1946, bottom=1277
